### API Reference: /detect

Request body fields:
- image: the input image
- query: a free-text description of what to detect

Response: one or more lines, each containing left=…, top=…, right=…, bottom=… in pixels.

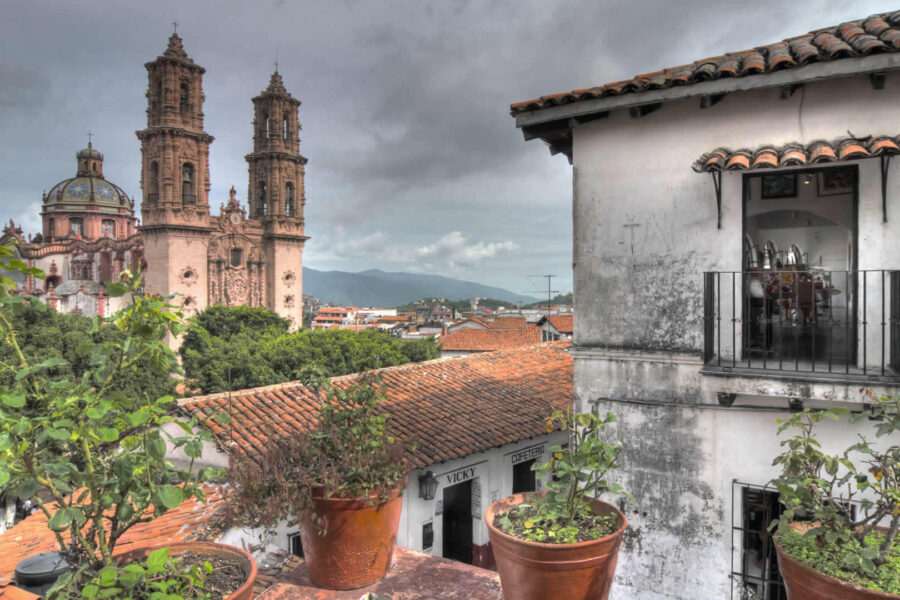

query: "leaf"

left=1, top=394, right=25, bottom=408
left=146, top=546, right=169, bottom=574
left=48, top=508, right=73, bottom=532
left=98, top=428, right=119, bottom=443
left=157, top=485, right=183, bottom=509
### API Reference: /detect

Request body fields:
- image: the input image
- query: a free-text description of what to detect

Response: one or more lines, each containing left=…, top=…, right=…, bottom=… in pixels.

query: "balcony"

left=703, top=269, right=900, bottom=383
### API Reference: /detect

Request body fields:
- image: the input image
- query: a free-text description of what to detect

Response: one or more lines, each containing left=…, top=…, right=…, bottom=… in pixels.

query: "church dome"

left=43, top=144, right=133, bottom=215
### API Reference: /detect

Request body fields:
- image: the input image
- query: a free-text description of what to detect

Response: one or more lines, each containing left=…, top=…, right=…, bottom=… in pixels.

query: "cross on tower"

left=86, top=131, right=93, bottom=146
left=172, top=21, right=178, bottom=34
left=274, top=45, right=279, bottom=73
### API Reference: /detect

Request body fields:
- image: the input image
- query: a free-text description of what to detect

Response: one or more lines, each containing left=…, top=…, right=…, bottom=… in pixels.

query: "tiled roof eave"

left=512, top=45, right=900, bottom=126
left=692, top=135, right=900, bottom=173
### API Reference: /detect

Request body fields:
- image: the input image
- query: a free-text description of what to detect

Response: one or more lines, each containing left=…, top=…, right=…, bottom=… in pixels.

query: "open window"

left=285, top=182, right=294, bottom=217
left=182, top=163, right=196, bottom=204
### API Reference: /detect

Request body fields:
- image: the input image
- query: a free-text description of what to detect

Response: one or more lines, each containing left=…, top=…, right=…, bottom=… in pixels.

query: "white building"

left=172, top=342, right=570, bottom=569
left=512, top=11, right=900, bottom=600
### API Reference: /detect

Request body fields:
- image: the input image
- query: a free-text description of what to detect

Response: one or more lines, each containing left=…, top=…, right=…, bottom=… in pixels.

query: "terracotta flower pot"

left=775, top=537, right=899, bottom=600
left=298, top=480, right=405, bottom=590
left=115, top=541, right=258, bottom=600
left=485, top=491, right=627, bottom=600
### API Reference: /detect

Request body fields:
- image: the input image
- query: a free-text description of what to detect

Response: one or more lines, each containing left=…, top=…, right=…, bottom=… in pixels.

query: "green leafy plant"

left=495, top=409, right=630, bottom=544
left=51, top=547, right=213, bottom=600
left=0, top=247, right=225, bottom=598
left=228, top=367, right=407, bottom=533
left=771, top=393, right=900, bottom=592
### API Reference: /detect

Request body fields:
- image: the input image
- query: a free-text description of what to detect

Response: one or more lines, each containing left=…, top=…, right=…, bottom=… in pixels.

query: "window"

left=264, top=113, right=271, bottom=138
left=48, top=218, right=55, bottom=238
left=285, top=183, right=294, bottom=217
left=182, top=163, right=195, bottom=203
left=179, top=83, right=190, bottom=114
left=732, top=482, right=786, bottom=600
left=422, top=522, right=434, bottom=551
left=99, top=252, right=113, bottom=283
left=287, top=532, right=304, bottom=557
left=230, top=248, right=243, bottom=267
left=69, top=218, right=83, bottom=237
left=257, top=183, right=267, bottom=216
left=102, top=220, right=115, bottom=238
left=282, top=116, right=288, bottom=139
left=149, top=161, right=160, bottom=201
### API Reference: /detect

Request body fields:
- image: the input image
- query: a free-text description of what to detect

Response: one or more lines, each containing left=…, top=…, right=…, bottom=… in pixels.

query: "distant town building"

left=439, top=328, right=542, bottom=358
left=536, top=314, right=574, bottom=342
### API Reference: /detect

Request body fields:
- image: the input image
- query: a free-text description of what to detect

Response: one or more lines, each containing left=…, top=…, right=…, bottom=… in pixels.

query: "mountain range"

left=302, top=267, right=539, bottom=307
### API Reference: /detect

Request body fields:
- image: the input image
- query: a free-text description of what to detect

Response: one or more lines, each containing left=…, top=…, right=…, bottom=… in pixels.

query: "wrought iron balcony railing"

left=703, top=270, right=900, bottom=379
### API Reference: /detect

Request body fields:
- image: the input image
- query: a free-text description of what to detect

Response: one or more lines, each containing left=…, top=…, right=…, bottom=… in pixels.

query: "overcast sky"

left=1, top=1, right=896, bottom=294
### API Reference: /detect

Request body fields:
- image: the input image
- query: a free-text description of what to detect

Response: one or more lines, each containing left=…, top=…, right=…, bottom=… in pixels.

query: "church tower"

left=246, top=71, right=308, bottom=328
left=136, top=33, right=213, bottom=307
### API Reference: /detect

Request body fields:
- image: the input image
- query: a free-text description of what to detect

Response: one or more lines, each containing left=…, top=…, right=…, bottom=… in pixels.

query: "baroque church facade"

left=2, top=33, right=308, bottom=326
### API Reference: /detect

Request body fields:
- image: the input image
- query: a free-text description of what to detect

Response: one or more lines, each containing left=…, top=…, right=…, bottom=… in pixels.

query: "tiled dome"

left=43, top=144, right=132, bottom=215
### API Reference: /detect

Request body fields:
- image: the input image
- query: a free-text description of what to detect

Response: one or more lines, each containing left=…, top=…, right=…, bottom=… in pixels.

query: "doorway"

left=442, top=479, right=473, bottom=564
left=742, top=166, right=858, bottom=370
left=512, top=459, right=536, bottom=494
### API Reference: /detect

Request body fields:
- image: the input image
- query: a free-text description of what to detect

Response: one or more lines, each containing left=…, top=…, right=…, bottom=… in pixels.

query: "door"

left=512, top=459, right=536, bottom=494
left=442, top=480, right=473, bottom=564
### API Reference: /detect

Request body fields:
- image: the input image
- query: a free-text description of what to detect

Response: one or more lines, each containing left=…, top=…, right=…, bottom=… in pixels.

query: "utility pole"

left=525, top=275, right=559, bottom=315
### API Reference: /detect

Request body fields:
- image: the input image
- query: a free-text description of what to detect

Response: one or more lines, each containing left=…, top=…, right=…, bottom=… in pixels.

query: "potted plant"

left=228, top=368, right=407, bottom=590
left=484, top=409, right=630, bottom=600
left=0, top=249, right=257, bottom=600
left=771, top=394, right=900, bottom=599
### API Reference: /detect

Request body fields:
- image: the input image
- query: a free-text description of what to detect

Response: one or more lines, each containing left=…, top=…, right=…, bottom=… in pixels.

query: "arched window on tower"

left=285, top=183, right=294, bottom=217
left=102, top=219, right=115, bottom=238
left=283, top=115, right=288, bottom=139
left=149, top=161, right=159, bottom=203
left=182, top=163, right=196, bottom=204
left=265, top=113, right=271, bottom=138
left=48, top=218, right=55, bottom=239
left=69, top=218, right=83, bottom=237
left=156, top=78, right=164, bottom=107
left=180, top=82, right=190, bottom=115
left=257, top=182, right=268, bottom=216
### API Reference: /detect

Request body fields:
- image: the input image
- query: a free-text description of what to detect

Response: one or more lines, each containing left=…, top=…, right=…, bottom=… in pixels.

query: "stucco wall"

left=568, top=72, right=900, bottom=599
left=573, top=73, right=900, bottom=353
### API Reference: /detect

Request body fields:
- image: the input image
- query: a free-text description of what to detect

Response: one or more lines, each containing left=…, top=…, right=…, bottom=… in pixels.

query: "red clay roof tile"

left=693, top=135, right=900, bottom=173
left=0, top=485, right=229, bottom=580
left=511, top=11, right=900, bottom=115
left=439, top=328, right=541, bottom=351
left=179, top=343, right=572, bottom=469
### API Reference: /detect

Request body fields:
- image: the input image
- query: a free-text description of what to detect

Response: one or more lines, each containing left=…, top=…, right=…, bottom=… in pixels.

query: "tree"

left=180, top=306, right=441, bottom=394
left=0, top=301, right=175, bottom=402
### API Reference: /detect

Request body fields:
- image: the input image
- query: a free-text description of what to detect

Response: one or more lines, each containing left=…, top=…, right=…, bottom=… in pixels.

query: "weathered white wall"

left=568, top=72, right=900, bottom=599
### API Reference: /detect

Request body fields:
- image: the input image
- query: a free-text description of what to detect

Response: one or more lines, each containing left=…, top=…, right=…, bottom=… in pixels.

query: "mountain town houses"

left=3, top=9, right=900, bottom=600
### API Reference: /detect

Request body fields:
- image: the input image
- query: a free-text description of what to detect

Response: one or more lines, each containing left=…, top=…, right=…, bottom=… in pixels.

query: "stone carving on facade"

left=179, top=265, right=199, bottom=286
left=282, top=270, right=296, bottom=287
left=284, top=294, right=295, bottom=308
left=207, top=232, right=265, bottom=308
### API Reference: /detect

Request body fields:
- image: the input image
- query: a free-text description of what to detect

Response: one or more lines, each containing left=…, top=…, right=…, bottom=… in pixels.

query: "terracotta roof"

left=178, top=342, right=572, bottom=468
left=440, top=328, right=541, bottom=352
left=692, top=135, right=900, bottom=172
left=487, top=317, right=527, bottom=329
left=511, top=11, right=900, bottom=115
left=0, top=485, right=229, bottom=580
left=543, top=315, right=574, bottom=334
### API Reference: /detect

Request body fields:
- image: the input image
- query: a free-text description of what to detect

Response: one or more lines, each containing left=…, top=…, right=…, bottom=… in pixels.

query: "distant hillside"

left=302, top=267, right=539, bottom=307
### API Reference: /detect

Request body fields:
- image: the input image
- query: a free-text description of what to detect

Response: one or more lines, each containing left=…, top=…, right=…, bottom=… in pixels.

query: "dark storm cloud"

left=0, top=0, right=896, bottom=292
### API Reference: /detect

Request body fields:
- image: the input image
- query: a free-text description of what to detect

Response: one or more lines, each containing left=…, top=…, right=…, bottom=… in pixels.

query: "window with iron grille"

left=731, top=481, right=786, bottom=600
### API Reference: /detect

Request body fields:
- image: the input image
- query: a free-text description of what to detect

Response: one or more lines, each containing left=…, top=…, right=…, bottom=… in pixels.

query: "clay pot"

left=485, top=492, right=627, bottom=600
left=775, top=537, right=899, bottom=600
left=298, top=481, right=405, bottom=590
left=115, top=541, right=258, bottom=600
